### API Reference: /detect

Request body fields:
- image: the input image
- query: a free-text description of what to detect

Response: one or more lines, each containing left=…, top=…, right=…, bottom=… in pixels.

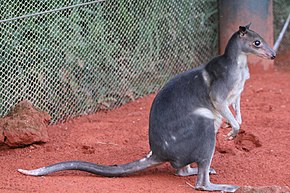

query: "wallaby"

left=18, top=24, right=275, bottom=192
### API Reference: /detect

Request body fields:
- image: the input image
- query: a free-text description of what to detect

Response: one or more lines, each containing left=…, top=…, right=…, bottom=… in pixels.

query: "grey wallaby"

left=19, top=24, right=275, bottom=192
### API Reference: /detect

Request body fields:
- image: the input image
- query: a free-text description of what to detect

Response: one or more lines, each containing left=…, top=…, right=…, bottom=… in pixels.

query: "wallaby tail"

left=18, top=152, right=162, bottom=177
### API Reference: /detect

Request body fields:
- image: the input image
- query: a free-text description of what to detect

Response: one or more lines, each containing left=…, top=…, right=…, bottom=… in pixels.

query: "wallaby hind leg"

left=195, top=160, right=239, bottom=192
left=176, top=164, right=216, bottom=176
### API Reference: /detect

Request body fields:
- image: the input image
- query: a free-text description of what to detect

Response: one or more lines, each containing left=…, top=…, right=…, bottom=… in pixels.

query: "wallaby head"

left=237, top=23, right=276, bottom=59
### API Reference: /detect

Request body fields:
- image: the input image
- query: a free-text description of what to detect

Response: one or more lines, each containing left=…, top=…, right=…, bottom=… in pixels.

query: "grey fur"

left=18, top=25, right=275, bottom=192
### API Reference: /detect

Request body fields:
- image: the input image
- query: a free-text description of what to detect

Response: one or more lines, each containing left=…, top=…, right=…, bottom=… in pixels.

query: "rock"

left=0, top=100, right=50, bottom=147
left=236, top=186, right=290, bottom=193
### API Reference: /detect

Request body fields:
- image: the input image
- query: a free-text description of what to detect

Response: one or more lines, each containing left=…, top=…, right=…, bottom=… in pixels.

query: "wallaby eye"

left=253, top=40, right=261, bottom=47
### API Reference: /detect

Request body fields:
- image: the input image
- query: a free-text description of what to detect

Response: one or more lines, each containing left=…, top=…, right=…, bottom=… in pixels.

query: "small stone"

left=236, top=186, right=290, bottom=193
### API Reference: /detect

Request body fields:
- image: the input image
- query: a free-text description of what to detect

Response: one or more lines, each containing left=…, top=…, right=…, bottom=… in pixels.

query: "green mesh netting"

left=0, top=0, right=219, bottom=123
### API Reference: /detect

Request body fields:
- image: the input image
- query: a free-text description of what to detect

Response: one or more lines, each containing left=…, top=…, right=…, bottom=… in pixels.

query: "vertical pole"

left=219, top=0, right=274, bottom=71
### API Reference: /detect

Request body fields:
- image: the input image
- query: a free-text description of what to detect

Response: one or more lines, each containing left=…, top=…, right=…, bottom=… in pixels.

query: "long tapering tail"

left=18, top=152, right=162, bottom=177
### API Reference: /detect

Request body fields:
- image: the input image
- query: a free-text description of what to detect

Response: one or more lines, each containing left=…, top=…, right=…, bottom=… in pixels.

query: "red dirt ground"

left=1, top=53, right=290, bottom=192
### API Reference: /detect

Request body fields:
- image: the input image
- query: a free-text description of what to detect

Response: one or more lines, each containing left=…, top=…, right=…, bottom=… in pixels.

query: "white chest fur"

left=237, top=54, right=247, bottom=67
left=237, top=53, right=250, bottom=81
left=227, top=53, right=249, bottom=104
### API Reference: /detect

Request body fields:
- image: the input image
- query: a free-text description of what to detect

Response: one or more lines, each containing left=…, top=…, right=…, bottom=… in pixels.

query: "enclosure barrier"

left=1, top=1, right=288, bottom=123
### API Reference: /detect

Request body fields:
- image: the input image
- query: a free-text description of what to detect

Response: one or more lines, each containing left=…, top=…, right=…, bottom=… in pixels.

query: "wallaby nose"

left=271, top=53, right=276, bottom=60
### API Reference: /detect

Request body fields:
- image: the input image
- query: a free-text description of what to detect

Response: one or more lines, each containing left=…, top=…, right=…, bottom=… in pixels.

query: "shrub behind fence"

left=0, top=0, right=220, bottom=123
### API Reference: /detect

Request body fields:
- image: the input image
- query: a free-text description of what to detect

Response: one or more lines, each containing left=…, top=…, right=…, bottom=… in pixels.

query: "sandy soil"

left=1, top=54, right=290, bottom=192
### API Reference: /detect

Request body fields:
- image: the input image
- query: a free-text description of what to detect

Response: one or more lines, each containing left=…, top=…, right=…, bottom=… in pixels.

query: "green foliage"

left=0, top=0, right=218, bottom=123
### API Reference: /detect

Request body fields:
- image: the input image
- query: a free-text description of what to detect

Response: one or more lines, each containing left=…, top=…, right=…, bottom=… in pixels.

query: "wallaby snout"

left=269, top=49, right=276, bottom=60
left=257, top=44, right=276, bottom=60
left=257, top=41, right=276, bottom=60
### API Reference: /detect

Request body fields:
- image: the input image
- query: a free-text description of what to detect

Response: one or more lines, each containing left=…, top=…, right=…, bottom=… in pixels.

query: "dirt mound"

left=235, top=130, right=262, bottom=152
left=216, top=128, right=262, bottom=156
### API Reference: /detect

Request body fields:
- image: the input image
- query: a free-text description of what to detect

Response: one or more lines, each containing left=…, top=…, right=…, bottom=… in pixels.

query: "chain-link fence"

left=1, top=0, right=218, bottom=123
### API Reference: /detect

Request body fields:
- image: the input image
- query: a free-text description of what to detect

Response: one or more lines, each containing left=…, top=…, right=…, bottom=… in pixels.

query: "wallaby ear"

left=245, top=23, right=251, bottom=29
left=239, top=26, right=247, bottom=36
left=239, top=23, right=251, bottom=36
